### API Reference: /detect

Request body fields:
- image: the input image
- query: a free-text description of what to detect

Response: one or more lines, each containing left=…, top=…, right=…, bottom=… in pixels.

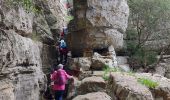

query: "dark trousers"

left=54, top=90, right=64, bottom=100
left=60, top=53, right=67, bottom=64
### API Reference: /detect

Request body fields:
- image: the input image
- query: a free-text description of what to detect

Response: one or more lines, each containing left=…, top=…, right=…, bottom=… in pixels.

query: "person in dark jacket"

left=58, top=39, right=68, bottom=64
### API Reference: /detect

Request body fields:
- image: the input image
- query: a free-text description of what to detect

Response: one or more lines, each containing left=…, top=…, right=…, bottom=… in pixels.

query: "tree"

left=127, top=0, right=170, bottom=69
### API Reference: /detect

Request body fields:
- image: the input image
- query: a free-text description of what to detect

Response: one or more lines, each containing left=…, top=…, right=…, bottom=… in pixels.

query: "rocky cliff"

left=0, top=30, right=45, bottom=100
left=0, top=0, right=68, bottom=99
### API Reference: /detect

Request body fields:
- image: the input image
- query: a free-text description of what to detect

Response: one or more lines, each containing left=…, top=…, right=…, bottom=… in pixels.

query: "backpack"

left=54, top=71, right=66, bottom=85
left=60, top=41, right=67, bottom=48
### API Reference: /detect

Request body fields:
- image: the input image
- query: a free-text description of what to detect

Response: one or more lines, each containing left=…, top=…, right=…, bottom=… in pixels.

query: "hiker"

left=51, top=64, right=73, bottom=100
left=60, top=30, right=64, bottom=39
left=59, top=39, right=68, bottom=64
left=60, top=27, right=68, bottom=39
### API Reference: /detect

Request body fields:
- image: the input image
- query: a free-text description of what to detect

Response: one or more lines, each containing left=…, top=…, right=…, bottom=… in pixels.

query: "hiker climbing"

left=51, top=64, right=73, bottom=100
left=58, top=39, right=68, bottom=64
left=60, top=27, right=68, bottom=39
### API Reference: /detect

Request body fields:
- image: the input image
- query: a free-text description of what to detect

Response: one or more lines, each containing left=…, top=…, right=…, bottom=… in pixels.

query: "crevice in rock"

left=93, top=48, right=109, bottom=56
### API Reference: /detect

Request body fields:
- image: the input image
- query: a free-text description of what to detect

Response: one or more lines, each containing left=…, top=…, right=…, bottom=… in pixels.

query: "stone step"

left=116, top=56, right=128, bottom=65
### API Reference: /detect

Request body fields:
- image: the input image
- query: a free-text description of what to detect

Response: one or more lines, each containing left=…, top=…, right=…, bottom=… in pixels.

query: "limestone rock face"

left=0, top=30, right=46, bottom=100
left=45, top=0, right=73, bottom=29
left=0, top=0, right=70, bottom=100
left=86, top=0, right=129, bottom=31
left=0, top=0, right=69, bottom=43
left=68, top=0, right=129, bottom=56
left=73, top=92, right=112, bottom=100
left=108, top=72, right=153, bottom=100
left=0, top=1, right=33, bottom=36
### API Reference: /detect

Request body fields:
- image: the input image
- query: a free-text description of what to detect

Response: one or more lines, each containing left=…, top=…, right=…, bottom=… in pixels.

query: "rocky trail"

left=1, top=0, right=170, bottom=100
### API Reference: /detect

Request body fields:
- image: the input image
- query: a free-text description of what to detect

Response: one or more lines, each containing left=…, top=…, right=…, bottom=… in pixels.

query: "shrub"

left=137, top=77, right=159, bottom=88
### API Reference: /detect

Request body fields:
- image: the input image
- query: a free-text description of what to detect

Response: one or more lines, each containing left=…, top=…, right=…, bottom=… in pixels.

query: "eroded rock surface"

left=0, top=31, right=46, bottom=100
left=108, top=72, right=170, bottom=100
left=108, top=72, right=153, bottom=100
left=0, top=0, right=68, bottom=99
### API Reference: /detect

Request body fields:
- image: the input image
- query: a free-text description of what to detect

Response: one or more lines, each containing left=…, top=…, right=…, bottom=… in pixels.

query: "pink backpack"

left=54, top=70, right=66, bottom=85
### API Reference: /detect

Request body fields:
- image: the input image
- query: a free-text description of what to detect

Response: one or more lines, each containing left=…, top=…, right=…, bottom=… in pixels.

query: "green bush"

left=137, top=77, right=159, bottom=88
left=126, top=29, right=158, bottom=69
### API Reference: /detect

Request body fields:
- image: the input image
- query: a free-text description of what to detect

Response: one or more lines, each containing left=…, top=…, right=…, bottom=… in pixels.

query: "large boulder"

left=108, top=72, right=170, bottom=100
left=72, top=92, right=112, bottom=100
left=77, top=76, right=106, bottom=95
left=108, top=72, right=153, bottom=100
left=68, top=0, right=129, bottom=56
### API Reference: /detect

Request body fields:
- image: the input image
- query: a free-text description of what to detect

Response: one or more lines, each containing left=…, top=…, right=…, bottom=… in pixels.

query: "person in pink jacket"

left=51, top=64, right=73, bottom=100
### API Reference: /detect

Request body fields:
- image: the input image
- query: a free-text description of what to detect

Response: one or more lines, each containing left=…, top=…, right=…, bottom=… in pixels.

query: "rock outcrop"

left=68, top=0, right=129, bottom=56
left=108, top=72, right=170, bottom=100
left=108, top=72, right=153, bottom=100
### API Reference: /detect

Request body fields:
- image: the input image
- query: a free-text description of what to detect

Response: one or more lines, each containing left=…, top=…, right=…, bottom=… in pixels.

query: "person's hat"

left=58, top=64, right=64, bottom=69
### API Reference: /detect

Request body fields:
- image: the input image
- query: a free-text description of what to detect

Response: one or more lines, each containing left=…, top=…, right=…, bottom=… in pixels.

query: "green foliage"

left=102, top=67, right=110, bottom=81
left=133, top=49, right=157, bottom=65
left=137, top=77, right=159, bottom=88
left=126, top=0, right=170, bottom=68
left=65, top=15, right=74, bottom=22
left=126, top=29, right=138, bottom=40
left=6, top=0, right=41, bottom=13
